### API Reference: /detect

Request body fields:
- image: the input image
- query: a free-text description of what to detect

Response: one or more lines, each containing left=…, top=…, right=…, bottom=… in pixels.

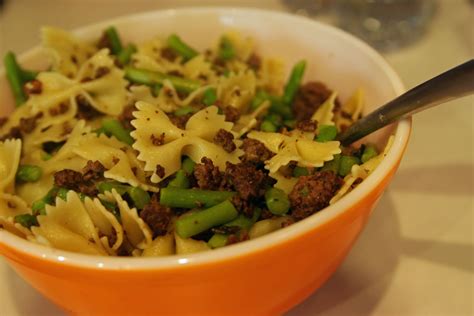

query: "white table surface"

left=0, top=0, right=473, bottom=315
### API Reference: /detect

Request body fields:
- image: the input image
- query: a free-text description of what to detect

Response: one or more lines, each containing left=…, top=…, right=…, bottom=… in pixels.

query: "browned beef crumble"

left=223, top=162, right=268, bottom=200
left=140, top=194, right=172, bottom=238
left=167, top=70, right=183, bottom=77
left=95, top=67, right=110, bottom=79
left=118, top=104, right=136, bottom=130
left=169, top=113, right=192, bottom=129
left=292, top=82, right=333, bottom=122
left=230, top=195, right=254, bottom=218
left=222, top=106, right=241, bottom=123
left=23, top=79, right=42, bottom=95
left=49, top=103, right=69, bottom=116
left=82, top=160, right=106, bottom=181
left=19, top=112, right=43, bottom=134
left=260, top=208, right=275, bottom=220
left=161, top=47, right=177, bottom=61
left=240, top=138, right=274, bottom=164
left=97, top=32, right=111, bottom=50
left=211, top=225, right=240, bottom=235
left=289, top=171, right=343, bottom=220
left=0, top=117, right=8, bottom=129
left=296, top=119, right=318, bottom=132
left=155, top=164, right=165, bottom=178
left=54, top=169, right=83, bottom=190
left=193, top=157, right=223, bottom=190
left=247, top=53, right=262, bottom=71
left=227, top=231, right=250, bottom=245
left=213, top=129, right=236, bottom=153
left=75, top=95, right=102, bottom=120
left=150, top=133, right=165, bottom=146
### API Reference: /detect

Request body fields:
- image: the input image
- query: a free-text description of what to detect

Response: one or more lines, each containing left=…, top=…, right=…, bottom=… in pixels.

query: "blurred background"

left=0, top=1, right=473, bottom=315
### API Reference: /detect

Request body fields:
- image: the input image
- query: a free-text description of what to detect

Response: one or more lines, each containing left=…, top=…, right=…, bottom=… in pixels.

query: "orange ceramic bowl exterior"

left=0, top=8, right=410, bottom=316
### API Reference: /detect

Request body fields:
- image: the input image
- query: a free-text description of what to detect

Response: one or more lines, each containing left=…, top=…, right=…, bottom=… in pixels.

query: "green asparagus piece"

left=208, top=233, right=228, bottom=249
left=218, top=36, right=235, bottom=61
left=265, top=188, right=290, bottom=215
left=250, top=90, right=271, bottom=111
left=293, top=166, right=309, bottom=177
left=57, top=188, right=70, bottom=201
left=4, top=52, right=28, bottom=106
left=160, top=188, right=236, bottom=209
left=167, top=34, right=198, bottom=61
left=176, top=200, right=238, bottom=238
left=14, top=214, right=38, bottom=228
left=104, top=26, right=123, bottom=55
left=168, top=170, right=190, bottom=189
left=224, top=208, right=262, bottom=230
left=339, top=155, right=361, bottom=177
left=97, top=181, right=129, bottom=195
left=361, top=145, right=378, bottom=163
left=316, top=125, right=338, bottom=142
left=117, top=43, right=137, bottom=65
left=127, top=187, right=150, bottom=209
left=16, top=165, right=42, bottom=182
left=260, top=120, right=277, bottom=133
left=321, top=154, right=341, bottom=173
left=101, top=119, right=134, bottom=145
left=182, top=157, right=196, bottom=175
left=174, top=106, right=195, bottom=116
left=283, top=60, right=306, bottom=105
left=124, top=67, right=201, bottom=94
left=202, top=87, right=217, bottom=106
left=31, top=200, right=47, bottom=216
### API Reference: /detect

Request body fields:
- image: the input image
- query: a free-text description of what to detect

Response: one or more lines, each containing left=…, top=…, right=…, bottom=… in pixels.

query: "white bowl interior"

left=0, top=7, right=408, bottom=269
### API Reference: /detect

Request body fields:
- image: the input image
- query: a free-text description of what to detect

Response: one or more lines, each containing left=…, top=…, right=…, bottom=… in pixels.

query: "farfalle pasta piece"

left=335, top=88, right=364, bottom=130
left=182, top=55, right=217, bottom=82
left=0, top=216, right=33, bottom=238
left=131, top=102, right=242, bottom=182
left=311, top=92, right=337, bottom=129
left=233, top=100, right=270, bottom=136
left=42, top=27, right=97, bottom=78
left=109, top=190, right=153, bottom=250
left=142, top=234, right=175, bottom=257
left=32, top=191, right=107, bottom=255
left=27, top=50, right=129, bottom=116
left=247, top=130, right=341, bottom=173
left=0, top=193, right=31, bottom=218
left=269, top=171, right=298, bottom=194
left=258, top=57, right=285, bottom=95
left=217, top=70, right=257, bottom=112
left=0, top=139, right=22, bottom=194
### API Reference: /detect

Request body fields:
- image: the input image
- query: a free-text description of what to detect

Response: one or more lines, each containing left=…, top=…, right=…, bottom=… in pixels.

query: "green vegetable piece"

left=57, top=188, right=70, bottom=201
left=97, top=181, right=129, bottom=195
left=174, top=106, right=195, bottom=117
left=208, top=233, right=228, bottom=249
left=160, top=188, right=236, bottom=209
left=127, top=187, right=150, bottom=209
left=316, top=125, right=338, bottom=142
left=202, top=87, right=217, bottom=106
left=168, top=170, right=190, bottom=189
left=99, top=199, right=120, bottom=219
left=105, top=26, right=123, bottom=55
left=16, top=165, right=42, bottom=182
left=41, top=152, right=53, bottom=161
left=167, top=34, right=198, bottom=61
left=14, top=214, right=38, bottom=229
left=4, top=52, right=28, bottom=106
left=293, top=166, right=309, bottom=177
left=176, top=200, right=238, bottom=238
left=283, top=119, right=296, bottom=129
left=117, top=43, right=137, bottom=65
left=250, top=90, right=270, bottom=111
left=225, top=208, right=262, bottom=231
left=321, top=154, right=341, bottom=173
left=266, top=113, right=283, bottom=127
left=283, top=60, right=306, bottom=105
left=151, top=83, right=163, bottom=97
left=265, top=188, right=290, bottom=215
left=361, top=145, right=378, bottom=163
left=182, top=157, right=196, bottom=175
left=260, top=120, right=277, bottom=133
left=20, top=69, right=38, bottom=82
left=339, top=155, right=361, bottom=177
left=218, top=36, right=235, bottom=61
left=101, top=119, right=134, bottom=145
left=31, top=200, right=47, bottom=216
left=269, top=96, right=294, bottom=119
left=124, top=67, right=201, bottom=94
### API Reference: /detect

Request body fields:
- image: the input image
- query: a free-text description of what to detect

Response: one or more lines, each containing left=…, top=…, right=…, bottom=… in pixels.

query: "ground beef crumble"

left=193, top=157, right=223, bottom=190
left=247, top=53, right=262, bottom=71
left=139, top=194, right=172, bottom=238
left=118, top=104, right=136, bottom=130
left=231, top=195, right=254, bottom=218
left=82, top=160, right=106, bottom=181
left=155, top=165, right=165, bottom=178
left=240, top=138, right=274, bottom=164
left=222, top=106, right=241, bottom=123
left=161, top=47, right=177, bottom=62
left=54, top=160, right=106, bottom=196
left=292, top=82, right=333, bottom=122
left=49, top=103, right=69, bottom=116
left=213, top=129, right=236, bottom=153
left=75, top=95, right=102, bottom=120
left=150, top=133, right=165, bottom=146
left=0, top=117, right=8, bottom=129
left=289, top=171, right=343, bottom=220
left=169, top=113, right=192, bottom=129
left=24, top=79, right=42, bottom=95
left=19, top=112, right=43, bottom=134
left=223, top=162, right=268, bottom=200
left=296, top=119, right=318, bottom=132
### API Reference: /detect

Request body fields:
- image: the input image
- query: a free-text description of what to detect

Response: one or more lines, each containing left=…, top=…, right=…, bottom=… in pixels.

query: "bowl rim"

left=0, top=6, right=409, bottom=270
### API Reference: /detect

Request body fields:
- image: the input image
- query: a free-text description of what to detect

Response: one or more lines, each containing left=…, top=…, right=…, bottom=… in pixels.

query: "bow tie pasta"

left=0, top=27, right=393, bottom=257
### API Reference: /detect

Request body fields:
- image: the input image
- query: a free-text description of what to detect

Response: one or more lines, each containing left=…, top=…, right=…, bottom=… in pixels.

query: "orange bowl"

left=0, top=8, right=410, bottom=315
